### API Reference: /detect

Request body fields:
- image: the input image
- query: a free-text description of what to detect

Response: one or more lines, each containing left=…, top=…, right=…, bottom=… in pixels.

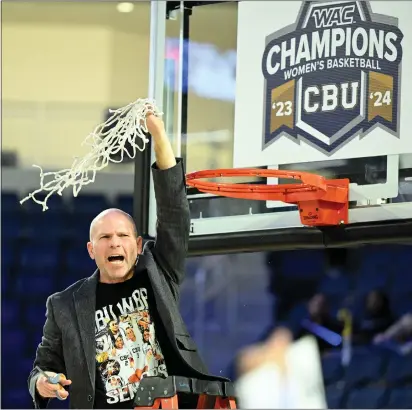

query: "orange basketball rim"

left=186, top=169, right=349, bottom=227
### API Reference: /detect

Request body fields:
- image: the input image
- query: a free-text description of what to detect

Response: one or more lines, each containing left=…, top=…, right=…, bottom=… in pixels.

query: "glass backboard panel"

left=148, top=0, right=412, bottom=252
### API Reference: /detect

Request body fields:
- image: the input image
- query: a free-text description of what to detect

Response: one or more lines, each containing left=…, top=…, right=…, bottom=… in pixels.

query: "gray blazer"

left=28, top=159, right=228, bottom=409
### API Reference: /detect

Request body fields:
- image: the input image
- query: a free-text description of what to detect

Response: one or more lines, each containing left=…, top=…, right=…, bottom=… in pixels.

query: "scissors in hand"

left=35, top=366, right=66, bottom=400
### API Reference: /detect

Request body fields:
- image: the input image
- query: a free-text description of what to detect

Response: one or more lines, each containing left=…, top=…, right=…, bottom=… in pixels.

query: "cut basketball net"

left=20, top=98, right=161, bottom=211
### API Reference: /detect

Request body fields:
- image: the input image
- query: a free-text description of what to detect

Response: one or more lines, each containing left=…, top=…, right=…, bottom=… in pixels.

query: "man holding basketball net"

left=27, top=106, right=224, bottom=409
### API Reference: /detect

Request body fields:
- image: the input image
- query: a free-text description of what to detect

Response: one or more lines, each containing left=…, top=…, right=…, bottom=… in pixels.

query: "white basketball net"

left=20, top=98, right=162, bottom=211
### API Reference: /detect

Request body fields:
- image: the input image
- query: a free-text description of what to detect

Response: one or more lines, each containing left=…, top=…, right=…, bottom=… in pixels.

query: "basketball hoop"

left=186, top=169, right=349, bottom=227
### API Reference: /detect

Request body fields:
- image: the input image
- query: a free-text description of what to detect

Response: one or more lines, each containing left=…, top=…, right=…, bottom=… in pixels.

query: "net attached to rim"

left=20, top=98, right=161, bottom=211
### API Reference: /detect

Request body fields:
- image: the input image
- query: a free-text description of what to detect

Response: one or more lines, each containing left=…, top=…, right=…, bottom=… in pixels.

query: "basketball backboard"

left=137, top=0, right=412, bottom=255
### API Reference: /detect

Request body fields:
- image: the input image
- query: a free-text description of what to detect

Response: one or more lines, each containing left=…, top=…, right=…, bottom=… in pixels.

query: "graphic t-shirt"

left=94, top=265, right=168, bottom=409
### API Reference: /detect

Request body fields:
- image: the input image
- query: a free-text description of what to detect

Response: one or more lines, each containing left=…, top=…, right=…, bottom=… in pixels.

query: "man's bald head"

left=89, top=208, right=137, bottom=241
left=87, top=208, right=142, bottom=283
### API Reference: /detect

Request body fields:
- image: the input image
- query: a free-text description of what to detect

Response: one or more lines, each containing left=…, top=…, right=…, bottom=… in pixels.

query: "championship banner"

left=234, top=1, right=411, bottom=167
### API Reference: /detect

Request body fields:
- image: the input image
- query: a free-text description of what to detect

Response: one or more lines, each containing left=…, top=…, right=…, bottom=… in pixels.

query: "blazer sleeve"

left=151, top=158, right=190, bottom=286
left=28, top=296, right=67, bottom=409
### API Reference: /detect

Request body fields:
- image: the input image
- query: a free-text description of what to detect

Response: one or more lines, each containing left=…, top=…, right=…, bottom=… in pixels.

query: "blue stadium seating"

left=2, top=300, right=20, bottom=327
left=24, top=303, right=47, bottom=328
left=280, top=249, right=325, bottom=278
left=346, top=387, right=387, bottom=408
left=325, top=385, right=344, bottom=408
left=64, top=214, right=94, bottom=241
left=386, top=388, right=412, bottom=408
left=58, top=272, right=87, bottom=291
left=3, top=329, right=26, bottom=360
left=2, top=192, right=20, bottom=213
left=15, top=270, right=58, bottom=301
left=16, top=359, right=35, bottom=386
left=318, top=274, right=351, bottom=299
left=386, top=354, right=412, bottom=386
left=354, top=266, right=390, bottom=294
left=64, top=244, right=96, bottom=274
left=2, top=240, right=15, bottom=270
left=391, top=267, right=412, bottom=295
left=71, top=193, right=109, bottom=216
left=318, top=275, right=351, bottom=309
left=2, top=213, right=24, bottom=240
left=116, top=194, right=134, bottom=215
left=344, top=349, right=387, bottom=387
left=391, top=298, right=412, bottom=317
left=28, top=327, right=45, bottom=353
left=322, top=354, right=343, bottom=385
left=359, top=245, right=398, bottom=273
left=2, top=269, right=10, bottom=296
left=19, top=241, right=60, bottom=270
left=23, top=213, right=68, bottom=240
left=2, top=389, right=32, bottom=409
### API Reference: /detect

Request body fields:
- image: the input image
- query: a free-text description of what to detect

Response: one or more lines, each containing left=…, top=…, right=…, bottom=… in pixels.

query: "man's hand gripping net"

left=20, top=99, right=162, bottom=211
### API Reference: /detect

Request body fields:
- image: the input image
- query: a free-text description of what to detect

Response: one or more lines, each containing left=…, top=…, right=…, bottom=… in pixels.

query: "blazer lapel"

left=73, top=271, right=98, bottom=388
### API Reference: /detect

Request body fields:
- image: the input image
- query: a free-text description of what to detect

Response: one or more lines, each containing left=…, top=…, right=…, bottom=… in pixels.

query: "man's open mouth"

left=108, top=255, right=125, bottom=264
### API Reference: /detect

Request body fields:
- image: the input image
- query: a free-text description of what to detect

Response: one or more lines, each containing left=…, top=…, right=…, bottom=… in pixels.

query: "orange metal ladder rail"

left=133, top=376, right=237, bottom=409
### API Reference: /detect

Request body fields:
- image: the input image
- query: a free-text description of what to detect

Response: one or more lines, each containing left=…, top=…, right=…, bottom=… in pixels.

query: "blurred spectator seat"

left=346, top=387, right=387, bottom=408
left=71, top=194, right=109, bottom=216
left=386, top=354, right=412, bottom=386
left=344, top=349, right=387, bottom=387
left=386, top=388, right=412, bottom=408
left=325, top=385, right=344, bottom=408
left=19, top=241, right=60, bottom=270
left=115, top=194, right=133, bottom=216
left=322, top=354, right=343, bottom=385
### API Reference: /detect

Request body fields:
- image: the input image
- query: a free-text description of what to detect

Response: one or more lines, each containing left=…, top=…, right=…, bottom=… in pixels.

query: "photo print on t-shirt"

left=95, top=287, right=168, bottom=405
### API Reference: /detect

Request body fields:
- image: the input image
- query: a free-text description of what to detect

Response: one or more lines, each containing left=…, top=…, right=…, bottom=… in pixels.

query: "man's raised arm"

left=146, top=114, right=190, bottom=286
